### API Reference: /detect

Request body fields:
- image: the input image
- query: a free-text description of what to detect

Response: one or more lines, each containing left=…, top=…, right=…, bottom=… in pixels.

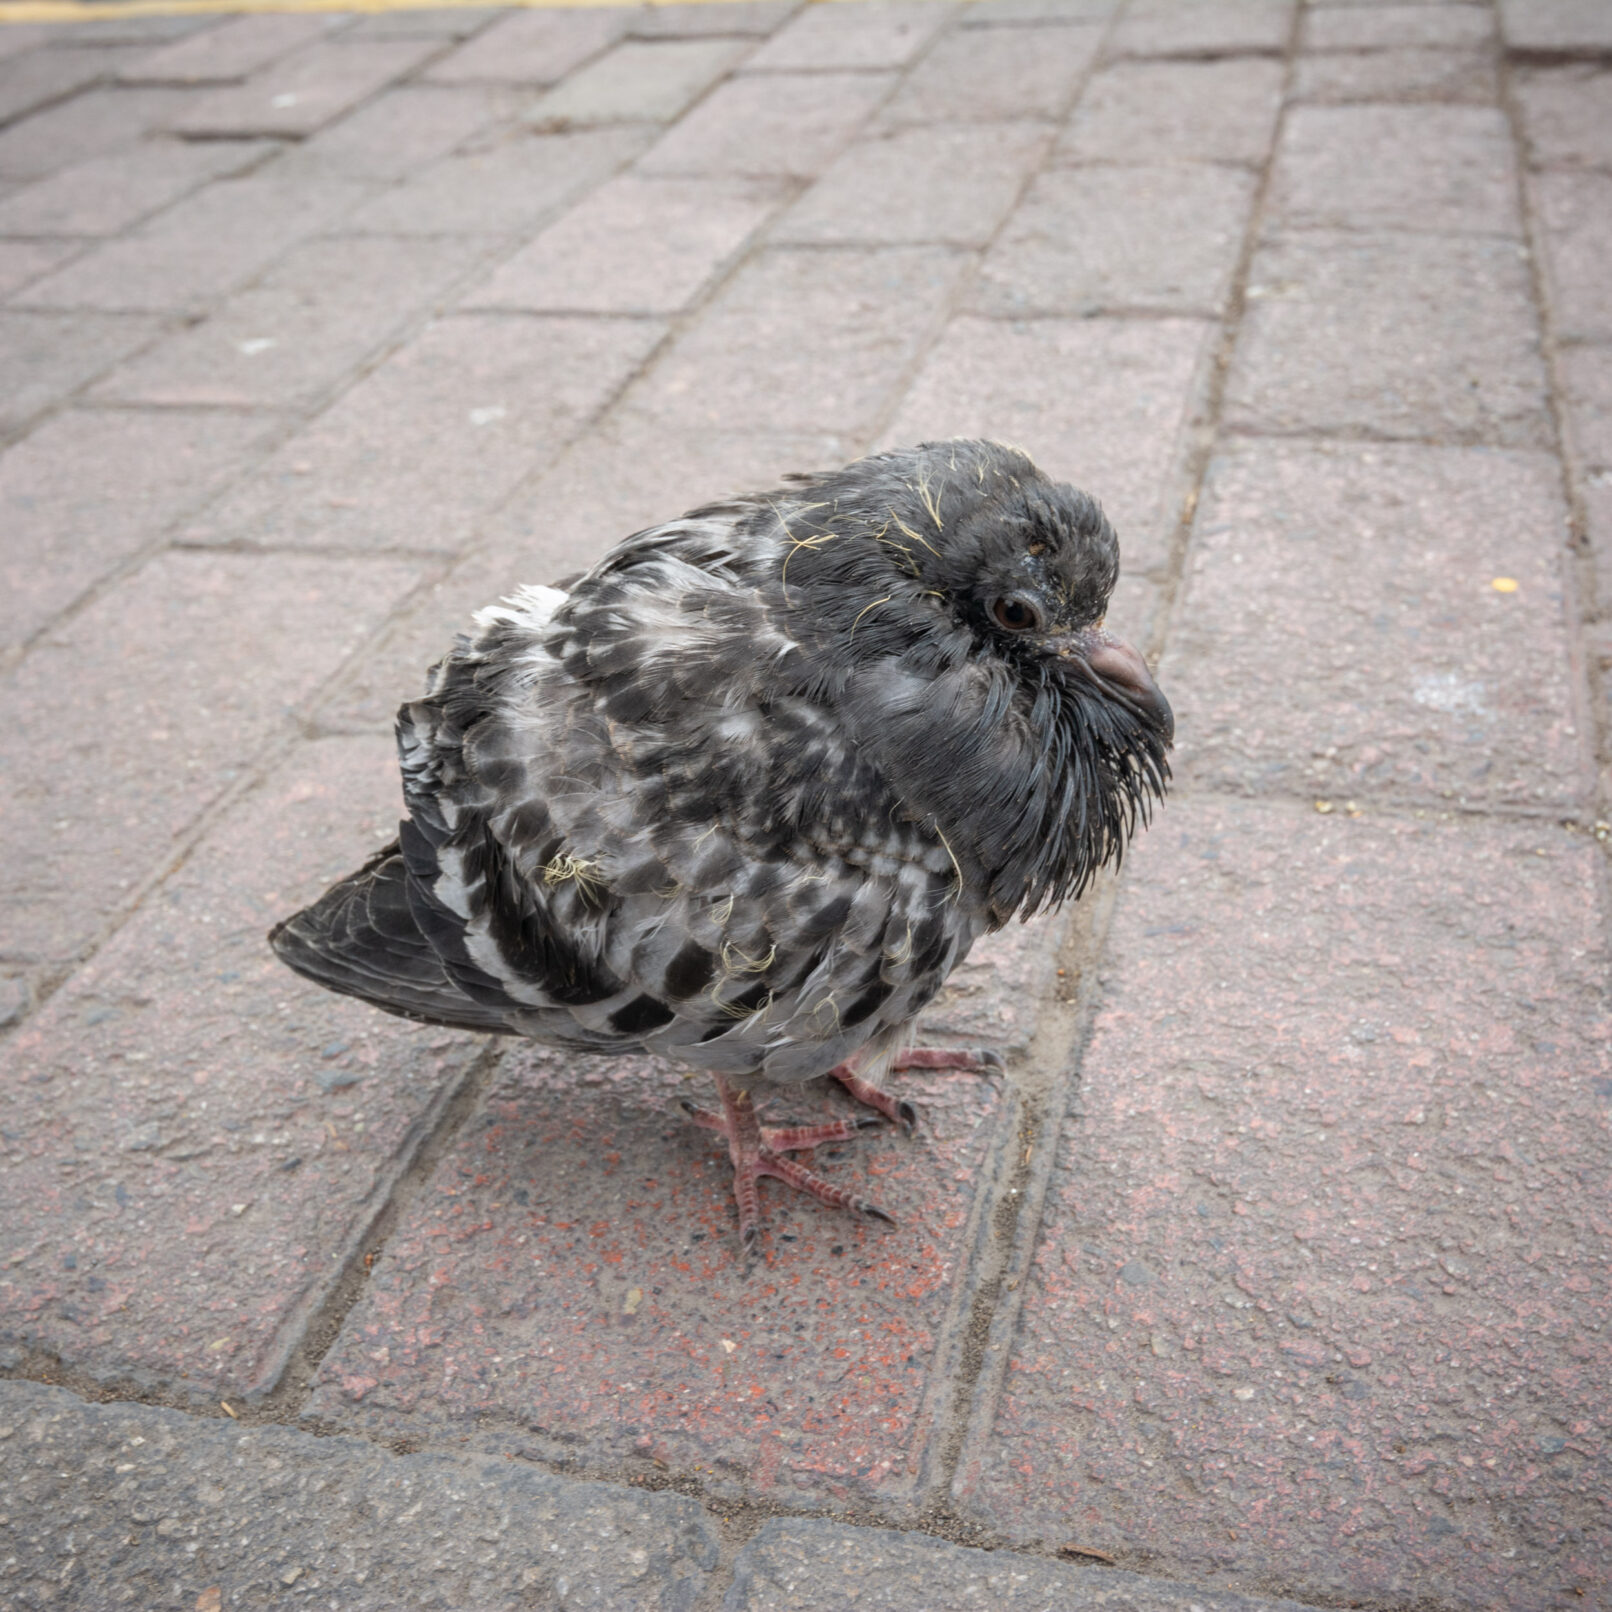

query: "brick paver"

left=0, top=2, right=1608, bottom=1606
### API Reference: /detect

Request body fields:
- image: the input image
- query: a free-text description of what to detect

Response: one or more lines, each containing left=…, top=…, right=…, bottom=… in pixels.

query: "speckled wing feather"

left=280, top=502, right=975, bottom=1086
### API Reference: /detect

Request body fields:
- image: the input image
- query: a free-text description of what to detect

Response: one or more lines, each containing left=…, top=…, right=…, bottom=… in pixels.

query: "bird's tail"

left=269, top=840, right=514, bottom=1034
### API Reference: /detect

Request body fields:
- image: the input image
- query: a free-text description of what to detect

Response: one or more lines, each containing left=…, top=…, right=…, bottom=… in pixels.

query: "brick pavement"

left=0, top=1, right=1607, bottom=1607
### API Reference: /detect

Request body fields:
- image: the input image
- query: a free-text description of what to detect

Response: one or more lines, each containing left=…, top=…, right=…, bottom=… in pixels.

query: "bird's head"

left=765, top=439, right=1173, bottom=920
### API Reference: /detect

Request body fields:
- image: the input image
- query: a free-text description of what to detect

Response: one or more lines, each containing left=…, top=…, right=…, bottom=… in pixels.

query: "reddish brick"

left=638, top=70, right=891, bottom=177
left=0, top=86, right=195, bottom=182
left=623, top=247, right=964, bottom=436
left=1534, top=173, right=1612, bottom=344
left=0, top=407, right=274, bottom=652
left=187, top=313, right=665, bottom=553
left=1515, top=66, right=1612, bottom=171
left=773, top=123, right=1049, bottom=247
left=954, top=797, right=1612, bottom=1609
left=0, top=735, right=484, bottom=1398
left=526, top=37, right=751, bottom=127
left=16, top=171, right=372, bottom=313
left=1499, top=0, right=1612, bottom=54
left=975, top=162, right=1257, bottom=316
left=886, top=316, right=1213, bottom=575
left=1292, top=46, right=1498, bottom=104
left=93, top=233, right=489, bottom=409
left=629, top=2, right=803, bottom=38
left=0, top=44, right=130, bottom=128
left=275, top=83, right=504, bottom=181
left=117, top=14, right=342, bottom=86
left=464, top=175, right=781, bottom=314
left=0, top=136, right=271, bottom=237
left=308, top=1045, right=1015, bottom=1508
left=745, top=1, right=955, bottom=70
left=1226, top=232, right=1549, bottom=447
left=314, top=422, right=853, bottom=736
left=0, top=551, right=422, bottom=965
left=423, top=7, right=626, bottom=85
left=345, top=125, right=644, bottom=235
left=959, top=0, right=1118, bottom=23
left=1303, top=2, right=1493, bottom=49
left=875, top=23, right=1101, bottom=124
left=1112, top=0, right=1294, bottom=58
left=1271, top=106, right=1518, bottom=235
left=0, top=238, right=79, bottom=298
left=167, top=39, right=439, bottom=140
left=1057, top=58, right=1285, bottom=167
left=1560, top=343, right=1612, bottom=469
left=1165, top=441, right=1583, bottom=809
left=0, top=310, right=160, bottom=438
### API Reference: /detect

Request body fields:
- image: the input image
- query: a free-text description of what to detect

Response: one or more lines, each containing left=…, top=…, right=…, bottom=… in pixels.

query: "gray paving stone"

left=187, top=313, right=665, bottom=552
left=1057, top=58, right=1285, bottom=167
left=463, top=173, right=782, bottom=314
left=1586, top=475, right=1612, bottom=605
left=0, top=407, right=275, bottom=651
left=92, top=232, right=489, bottom=408
left=345, top=124, right=644, bottom=235
left=1499, top=0, right=1612, bottom=53
left=43, top=14, right=218, bottom=48
left=343, top=5, right=502, bottom=40
left=1303, top=2, right=1493, bottom=49
left=0, top=25, right=52, bottom=63
left=1270, top=104, right=1519, bottom=235
left=1111, top=0, right=1294, bottom=58
left=525, top=36, right=751, bottom=127
left=272, top=82, right=507, bottom=182
left=1515, top=65, right=1612, bottom=171
left=167, top=38, right=440, bottom=139
left=974, top=161, right=1256, bottom=316
left=16, top=171, right=373, bottom=314
left=0, top=309, right=160, bottom=439
left=1164, top=439, right=1583, bottom=808
left=638, top=68, right=892, bottom=177
left=1560, top=342, right=1612, bottom=468
left=959, top=0, right=1118, bottom=24
left=629, top=1, right=803, bottom=38
left=1534, top=172, right=1612, bottom=343
left=772, top=122, right=1049, bottom=246
left=0, top=1379, right=720, bottom=1608
left=0, top=86, right=195, bottom=183
left=1291, top=45, right=1498, bottom=103
left=0, top=237, right=78, bottom=297
left=117, top=13, right=342, bottom=85
left=726, top=1519, right=1316, bottom=1611
left=874, top=21, right=1101, bottom=123
left=0, top=45, right=130, bottom=130
left=423, top=5, right=627, bottom=85
left=0, top=550, right=422, bottom=966
left=1226, top=231, right=1550, bottom=447
left=885, top=315, right=1213, bottom=575
left=0, top=136, right=271, bottom=237
left=745, top=0, right=955, bottom=70
left=0, top=735, right=480, bottom=1395
left=622, top=246, right=964, bottom=436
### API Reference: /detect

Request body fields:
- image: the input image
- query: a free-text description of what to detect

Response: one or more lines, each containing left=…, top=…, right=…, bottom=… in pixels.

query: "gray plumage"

left=271, top=440, right=1171, bottom=1105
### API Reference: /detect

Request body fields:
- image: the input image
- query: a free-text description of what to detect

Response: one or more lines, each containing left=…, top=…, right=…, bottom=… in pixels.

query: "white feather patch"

left=472, top=584, right=569, bottom=633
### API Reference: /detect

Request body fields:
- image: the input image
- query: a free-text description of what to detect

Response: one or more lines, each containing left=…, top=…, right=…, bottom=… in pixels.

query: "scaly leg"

left=830, top=1045, right=1004, bottom=1133
left=684, top=1075, right=895, bottom=1256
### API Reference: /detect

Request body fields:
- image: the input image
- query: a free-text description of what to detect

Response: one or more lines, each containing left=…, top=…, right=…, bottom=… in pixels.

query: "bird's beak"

left=1054, top=627, right=1174, bottom=744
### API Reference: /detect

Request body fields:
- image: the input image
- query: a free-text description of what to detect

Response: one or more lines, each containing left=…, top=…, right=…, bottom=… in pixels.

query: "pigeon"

left=270, top=440, right=1172, bottom=1253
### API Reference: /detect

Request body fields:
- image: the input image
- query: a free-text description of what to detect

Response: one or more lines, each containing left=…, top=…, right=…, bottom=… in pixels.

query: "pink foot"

left=830, top=1045, right=1004, bottom=1133
left=685, top=1075, right=895, bottom=1256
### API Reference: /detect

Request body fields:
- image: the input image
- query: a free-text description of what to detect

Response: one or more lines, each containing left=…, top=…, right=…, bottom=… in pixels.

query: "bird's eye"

left=991, top=596, right=1042, bottom=633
